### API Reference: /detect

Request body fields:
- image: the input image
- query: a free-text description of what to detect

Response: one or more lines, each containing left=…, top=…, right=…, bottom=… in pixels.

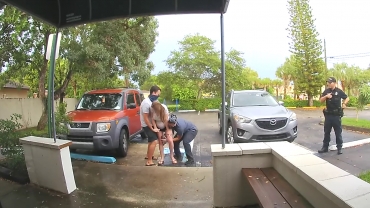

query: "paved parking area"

left=76, top=109, right=369, bottom=168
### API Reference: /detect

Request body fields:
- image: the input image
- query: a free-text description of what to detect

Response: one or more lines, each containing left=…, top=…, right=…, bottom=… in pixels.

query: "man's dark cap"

left=327, top=77, right=336, bottom=83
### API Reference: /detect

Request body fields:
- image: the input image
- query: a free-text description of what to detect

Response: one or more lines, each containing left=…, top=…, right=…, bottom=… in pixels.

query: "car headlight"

left=233, top=114, right=252, bottom=123
left=290, top=113, right=297, bottom=121
left=97, top=123, right=111, bottom=132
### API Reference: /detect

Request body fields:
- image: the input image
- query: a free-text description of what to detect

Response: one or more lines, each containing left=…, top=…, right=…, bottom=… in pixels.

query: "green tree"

left=272, top=79, right=283, bottom=99
left=287, top=0, right=326, bottom=106
left=276, top=55, right=296, bottom=98
left=0, top=6, right=159, bottom=130
left=165, top=34, right=220, bottom=99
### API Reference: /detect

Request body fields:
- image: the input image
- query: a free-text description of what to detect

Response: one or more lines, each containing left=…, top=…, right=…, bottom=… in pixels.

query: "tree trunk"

left=73, top=80, right=77, bottom=97
left=341, top=80, right=346, bottom=93
left=36, top=35, right=50, bottom=131
left=283, top=81, right=287, bottom=98
left=307, top=94, right=313, bottom=107
left=197, top=89, right=202, bottom=99
left=275, top=88, right=279, bottom=100
left=347, top=86, right=351, bottom=97
left=356, top=109, right=359, bottom=121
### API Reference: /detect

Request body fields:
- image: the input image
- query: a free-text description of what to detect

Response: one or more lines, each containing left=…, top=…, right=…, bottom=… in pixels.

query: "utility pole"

left=324, top=39, right=327, bottom=70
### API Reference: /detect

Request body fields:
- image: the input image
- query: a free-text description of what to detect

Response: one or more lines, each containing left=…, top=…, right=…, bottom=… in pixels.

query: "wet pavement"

left=316, top=143, right=370, bottom=176
left=1, top=110, right=370, bottom=207
left=0, top=162, right=214, bottom=208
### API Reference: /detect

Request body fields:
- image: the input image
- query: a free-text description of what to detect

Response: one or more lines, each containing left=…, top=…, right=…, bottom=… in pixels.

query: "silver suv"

left=218, top=90, right=298, bottom=143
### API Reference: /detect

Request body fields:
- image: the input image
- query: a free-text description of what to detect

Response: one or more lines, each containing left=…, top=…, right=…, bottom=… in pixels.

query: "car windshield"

left=232, top=92, right=279, bottom=107
left=76, top=93, right=123, bottom=110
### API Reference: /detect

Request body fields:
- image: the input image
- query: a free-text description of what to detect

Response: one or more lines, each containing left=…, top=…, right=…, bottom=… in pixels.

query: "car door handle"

left=137, top=111, right=140, bottom=115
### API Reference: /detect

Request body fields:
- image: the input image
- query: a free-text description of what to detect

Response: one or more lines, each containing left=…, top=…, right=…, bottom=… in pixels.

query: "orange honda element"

left=60, top=88, right=147, bottom=157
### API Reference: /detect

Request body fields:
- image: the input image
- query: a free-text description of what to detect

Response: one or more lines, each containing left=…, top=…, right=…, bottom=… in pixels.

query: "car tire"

left=117, top=128, right=129, bottom=157
left=227, top=121, right=235, bottom=144
left=140, top=131, right=147, bottom=139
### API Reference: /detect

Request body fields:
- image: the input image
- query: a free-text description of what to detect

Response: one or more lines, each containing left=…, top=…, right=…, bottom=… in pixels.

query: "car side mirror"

left=278, top=101, right=284, bottom=106
left=127, top=103, right=137, bottom=109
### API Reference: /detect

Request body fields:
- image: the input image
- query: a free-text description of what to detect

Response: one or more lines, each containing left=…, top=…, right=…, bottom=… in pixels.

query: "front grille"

left=255, top=118, right=288, bottom=130
left=255, top=133, right=288, bottom=141
left=70, top=122, right=90, bottom=128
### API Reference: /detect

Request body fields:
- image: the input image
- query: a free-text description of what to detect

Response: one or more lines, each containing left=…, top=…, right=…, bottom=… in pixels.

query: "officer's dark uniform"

left=319, top=79, right=347, bottom=154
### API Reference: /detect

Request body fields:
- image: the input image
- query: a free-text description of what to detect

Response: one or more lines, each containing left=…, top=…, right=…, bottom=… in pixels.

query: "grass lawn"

left=342, top=117, right=370, bottom=129
left=359, top=171, right=370, bottom=183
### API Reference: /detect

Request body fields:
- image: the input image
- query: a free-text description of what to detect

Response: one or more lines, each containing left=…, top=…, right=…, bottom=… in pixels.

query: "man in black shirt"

left=318, top=77, right=349, bottom=155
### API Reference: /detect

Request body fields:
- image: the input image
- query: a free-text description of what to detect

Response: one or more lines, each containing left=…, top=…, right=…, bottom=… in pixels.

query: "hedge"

left=165, top=98, right=327, bottom=112
left=167, top=98, right=222, bottom=112
left=282, top=99, right=324, bottom=107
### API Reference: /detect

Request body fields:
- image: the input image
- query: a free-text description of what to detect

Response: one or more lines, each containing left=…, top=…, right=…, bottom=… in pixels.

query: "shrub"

left=55, top=102, right=71, bottom=136
left=282, top=99, right=323, bottom=107
left=0, top=114, right=27, bottom=174
left=347, top=96, right=358, bottom=107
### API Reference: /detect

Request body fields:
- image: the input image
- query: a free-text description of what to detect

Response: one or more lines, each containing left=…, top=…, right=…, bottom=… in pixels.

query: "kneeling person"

left=167, top=114, right=198, bottom=165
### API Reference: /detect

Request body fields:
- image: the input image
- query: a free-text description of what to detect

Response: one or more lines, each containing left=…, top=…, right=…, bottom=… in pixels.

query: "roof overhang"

left=1, top=0, right=230, bottom=28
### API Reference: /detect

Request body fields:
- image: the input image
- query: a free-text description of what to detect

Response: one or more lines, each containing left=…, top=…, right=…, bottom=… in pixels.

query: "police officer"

left=318, top=77, right=349, bottom=155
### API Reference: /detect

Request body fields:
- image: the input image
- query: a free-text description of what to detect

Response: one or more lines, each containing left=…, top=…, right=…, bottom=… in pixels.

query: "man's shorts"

left=142, top=126, right=158, bottom=143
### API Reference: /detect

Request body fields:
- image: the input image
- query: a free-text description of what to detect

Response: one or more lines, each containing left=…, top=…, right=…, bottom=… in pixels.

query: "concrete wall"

left=0, top=88, right=29, bottom=98
left=0, top=98, right=79, bottom=128
left=212, top=142, right=370, bottom=208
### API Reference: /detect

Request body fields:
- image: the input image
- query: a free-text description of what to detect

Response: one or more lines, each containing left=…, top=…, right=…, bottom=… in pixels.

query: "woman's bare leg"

left=165, top=129, right=176, bottom=163
left=157, top=131, right=164, bottom=164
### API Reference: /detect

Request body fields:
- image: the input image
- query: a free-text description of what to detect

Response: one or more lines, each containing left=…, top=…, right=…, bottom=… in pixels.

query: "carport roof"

left=0, top=0, right=230, bottom=28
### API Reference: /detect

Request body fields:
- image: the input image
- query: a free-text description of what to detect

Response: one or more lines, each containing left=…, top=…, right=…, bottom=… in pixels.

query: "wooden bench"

left=242, top=168, right=314, bottom=208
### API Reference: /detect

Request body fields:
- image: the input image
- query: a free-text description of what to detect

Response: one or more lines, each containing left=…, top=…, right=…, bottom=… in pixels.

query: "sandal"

left=145, top=156, right=158, bottom=160
left=172, top=158, right=178, bottom=164
left=158, top=160, right=164, bottom=166
left=145, top=163, right=156, bottom=166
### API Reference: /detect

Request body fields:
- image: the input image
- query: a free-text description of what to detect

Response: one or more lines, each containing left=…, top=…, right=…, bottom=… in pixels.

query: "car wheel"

left=227, top=122, right=235, bottom=144
left=117, top=129, right=129, bottom=157
left=140, top=131, right=147, bottom=139
left=218, top=116, right=222, bottom=135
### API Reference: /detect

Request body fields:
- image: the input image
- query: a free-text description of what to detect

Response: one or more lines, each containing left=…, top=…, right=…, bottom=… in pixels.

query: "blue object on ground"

left=163, top=147, right=186, bottom=159
left=164, top=147, right=185, bottom=155
left=70, top=153, right=116, bottom=164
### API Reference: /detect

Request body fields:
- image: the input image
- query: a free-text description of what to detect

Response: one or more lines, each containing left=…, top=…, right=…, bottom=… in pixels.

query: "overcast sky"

left=149, top=0, right=370, bottom=79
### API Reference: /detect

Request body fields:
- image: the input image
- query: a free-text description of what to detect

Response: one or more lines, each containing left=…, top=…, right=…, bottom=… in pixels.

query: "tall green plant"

left=0, top=114, right=26, bottom=173
left=356, top=85, right=370, bottom=121
left=287, top=0, right=326, bottom=106
left=55, top=102, right=71, bottom=136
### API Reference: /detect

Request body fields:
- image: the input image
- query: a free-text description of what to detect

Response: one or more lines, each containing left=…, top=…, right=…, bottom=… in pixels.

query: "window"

left=135, top=93, right=141, bottom=106
left=232, top=92, right=279, bottom=107
left=76, top=93, right=123, bottom=110
left=126, top=93, right=135, bottom=105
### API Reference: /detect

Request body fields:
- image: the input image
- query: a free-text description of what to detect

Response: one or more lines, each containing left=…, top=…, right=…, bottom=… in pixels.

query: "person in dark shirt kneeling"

left=167, top=114, right=198, bottom=166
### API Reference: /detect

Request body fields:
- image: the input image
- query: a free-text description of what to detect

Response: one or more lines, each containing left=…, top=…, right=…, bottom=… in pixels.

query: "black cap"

left=327, top=77, right=336, bottom=83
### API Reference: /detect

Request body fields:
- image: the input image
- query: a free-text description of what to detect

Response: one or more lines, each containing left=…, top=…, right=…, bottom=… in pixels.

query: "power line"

left=328, top=52, right=370, bottom=59
left=328, top=54, right=370, bottom=59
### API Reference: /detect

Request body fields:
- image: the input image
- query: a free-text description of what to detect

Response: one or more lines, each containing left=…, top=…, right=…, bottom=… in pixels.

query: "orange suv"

left=60, top=88, right=147, bottom=157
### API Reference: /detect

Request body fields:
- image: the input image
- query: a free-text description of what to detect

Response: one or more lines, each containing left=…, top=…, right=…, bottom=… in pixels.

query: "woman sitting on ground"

left=151, top=101, right=177, bottom=165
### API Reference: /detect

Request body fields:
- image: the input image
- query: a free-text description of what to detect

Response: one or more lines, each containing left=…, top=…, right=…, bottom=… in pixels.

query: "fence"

left=0, top=98, right=78, bottom=128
